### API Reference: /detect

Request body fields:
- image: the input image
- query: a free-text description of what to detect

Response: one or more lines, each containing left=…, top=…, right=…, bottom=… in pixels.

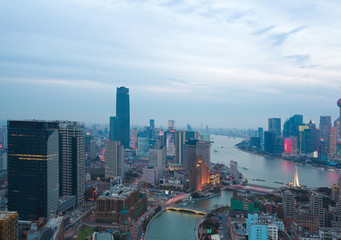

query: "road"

left=218, top=213, right=230, bottom=240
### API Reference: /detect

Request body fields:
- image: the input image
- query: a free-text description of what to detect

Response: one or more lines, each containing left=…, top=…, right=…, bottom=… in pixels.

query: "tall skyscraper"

left=7, top=120, right=59, bottom=220
left=149, top=119, right=155, bottom=130
left=264, top=131, right=276, bottom=153
left=168, top=120, right=175, bottom=130
left=165, top=130, right=176, bottom=158
left=104, top=140, right=124, bottom=179
left=283, top=114, right=303, bottom=138
left=320, top=116, right=331, bottom=152
left=258, top=127, right=263, bottom=144
left=268, top=118, right=281, bottom=136
left=112, top=87, right=130, bottom=148
left=196, top=141, right=211, bottom=166
left=183, top=139, right=197, bottom=171
left=58, top=121, right=85, bottom=206
left=175, top=131, right=186, bottom=164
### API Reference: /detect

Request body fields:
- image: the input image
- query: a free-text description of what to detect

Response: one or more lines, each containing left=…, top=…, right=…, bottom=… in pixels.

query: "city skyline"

left=1, top=1, right=341, bottom=128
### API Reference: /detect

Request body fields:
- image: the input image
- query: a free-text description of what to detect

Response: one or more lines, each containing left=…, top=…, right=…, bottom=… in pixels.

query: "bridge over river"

left=166, top=206, right=207, bottom=215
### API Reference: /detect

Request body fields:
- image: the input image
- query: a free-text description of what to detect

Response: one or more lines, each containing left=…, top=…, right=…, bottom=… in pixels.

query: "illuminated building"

left=7, top=120, right=59, bottom=220
left=299, top=125, right=309, bottom=153
left=58, top=121, right=85, bottom=206
left=168, top=120, right=175, bottom=130
left=268, top=118, right=281, bottom=136
left=95, top=185, right=147, bottom=223
left=110, top=87, right=130, bottom=148
left=104, top=140, right=124, bottom=179
left=165, top=130, right=176, bottom=158
left=0, top=211, right=18, bottom=240
left=331, top=176, right=341, bottom=202
left=210, top=172, right=220, bottom=185
left=175, top=131, right=186, bottom=164
left=189, top=156, right=210, bottom=192
left=183, top=140, right=210, bottom=170
left=284, top=138, right=293, bottom=154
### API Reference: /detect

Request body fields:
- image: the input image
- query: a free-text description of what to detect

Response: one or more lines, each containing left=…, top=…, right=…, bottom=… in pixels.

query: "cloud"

left=253, top=25, right=276, bottom=35
left=269, top=26, right=306, bottom=46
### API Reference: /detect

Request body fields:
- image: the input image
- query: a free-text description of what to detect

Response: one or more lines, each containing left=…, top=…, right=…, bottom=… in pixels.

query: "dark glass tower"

left=116, top=87, right=130, bottom=148
left=7, top=120, right=59, bottom=220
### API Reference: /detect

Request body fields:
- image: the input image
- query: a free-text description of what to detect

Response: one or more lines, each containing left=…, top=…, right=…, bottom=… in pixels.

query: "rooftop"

left=100, top=185, right=137, bottom=199
left=0, top=211, right=17, bottom=221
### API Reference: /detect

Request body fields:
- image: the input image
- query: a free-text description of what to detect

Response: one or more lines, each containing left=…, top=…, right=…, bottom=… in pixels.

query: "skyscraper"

left=7, top=120, right=59, bottom=220
left=149, top=147, right=166, bottom=177
left=168, top=120, right=175, bottom=130
left=58, top=121, right=85, bottom=206
left=320, top=116, right=331, bottom=152
left=189, top=156, right=210, bottom=192
left=283, top=114, right=303, bottom=138
left=175, top=131, right=186, bottom=164
left=282, top=190, right=295, bottom=218
left=113, top=87, right=130, bottom=149
left=268, top=118, right=281, bottom=136
left=104, top=140, right=124, bottom=179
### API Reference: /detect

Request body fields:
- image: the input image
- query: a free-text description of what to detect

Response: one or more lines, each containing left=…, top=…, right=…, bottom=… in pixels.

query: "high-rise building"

left=165, top=130, right=176, bottom=158
left=329, top=127, right=337, bottom=158
left=0, top=127, right=7, bottom=148
left=7, top=120, right=59, bottom=220
left=258, top=127, right=263, bottom=145
left=264, top=131, right=276, bottom=153
left=282, top=190, right=295, bottom=218
left=104, top=141, right=124, bottom=179
left=246, top=214, right=268, bottom=240
left=58, top=121, right=85, bottom=206
left=310, top=193, right=324, bottom=218
left=109, top=116, right=119, bottom=141
left=268, top=118, right=281, bottom=136
left=230, top=160, right=240, bottom=179
left=183, top=139, right=197, bottom=171
left=168, top=120, right=175, bottom=130
left=196, top=141, right=210, bottom=166
left=189, top=156, right=210, bottom=192
left=187, top=124, right=192, bottom=131
left=307, top=120, right=319, bottom=152
left=175, top=131, right=186, bottom=164
left=0, top=211, right=18, bottom=240
left=115, top=87, right=130, bottom=148
left=149, top=119, right=155, bottom=130
left=149, top=147, right=166, bottom=177
left=299, top=125, right=309, bottom=153
left=283, top=114, right=303, bottom=138
left=320, top=116, right=332, bottom=149
left=137, top=136, right=149, bottom=157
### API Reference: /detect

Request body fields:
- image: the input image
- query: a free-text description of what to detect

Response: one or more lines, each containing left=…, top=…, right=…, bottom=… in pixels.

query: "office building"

left=283, top=114, right=303, bottom=138
left=246, top=214, right=268, bottom=240
left=168, top=120, right=175, bottom=130
left=230, top=160, right=240, bottom=179
left=142, top=166, right=158, bottom=186
left=320, top=116, right=331, bottom=149
left=329, top=127, right=337, bottom=158
left=307, top=120, right=319, bottom=152
left=149, top=119, right=155, bottom=130
left=0, top=127, right=6, bottom=148
left=185, top=131, right=198, bottom=141
left=258, top=127, right=263, bottom=144
left=282, top=190, right=295, bottom=218
left=264, top=131, right=276, bottom=153
left=7, top=120, right=59, bottom=220
left=149, top=147, right=166, bottom=177
left=183, top=139, right=197, bottom=171
left=175, top=131, right=186, bottom=164
left=0, top=211, right=18, bottom=240
left=310, top=193, right=324, bottom=223
left=58, top=121, right=85, bottom=206
left=165, top=130, right=176, bottom=158
left=268, top=118, right=281, bottom=136
left=110, top=87, right=130, bottom=148
left=104, top=141, right=124, bottom=179
left=189, top=156, right=210, bottom=192
left=196, top=141, right=210, bottom=165
left=137, top=137, right=149, bottom=157
left=0, top=153, right=7, bottom=170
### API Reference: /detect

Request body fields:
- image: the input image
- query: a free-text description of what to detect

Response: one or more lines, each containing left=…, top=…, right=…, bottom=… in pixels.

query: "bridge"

left=166, top=206, right=207, bottom=215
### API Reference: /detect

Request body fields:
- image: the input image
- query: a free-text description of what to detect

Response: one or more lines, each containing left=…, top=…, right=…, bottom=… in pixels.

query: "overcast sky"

left=1, top=0, right=341, bottom=129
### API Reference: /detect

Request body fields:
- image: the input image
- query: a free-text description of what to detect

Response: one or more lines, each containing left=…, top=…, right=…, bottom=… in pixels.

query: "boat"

left=214, top=149, right=218, bottom=153
left=221, top=146, right=224, bottom=148
left=274, top=181, right=284, bottom=184
left=243, top=167, right=249, bottom=170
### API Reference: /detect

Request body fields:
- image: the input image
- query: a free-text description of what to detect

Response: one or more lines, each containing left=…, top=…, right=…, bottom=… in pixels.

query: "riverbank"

left=192, top=191, right=222, bottom=202
left=144, top=207, right=165, bottom=240
left=235, top=145, right=341, bottom=171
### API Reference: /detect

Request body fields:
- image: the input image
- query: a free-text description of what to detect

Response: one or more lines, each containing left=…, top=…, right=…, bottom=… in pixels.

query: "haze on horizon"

left=1, top=0, right=341, bottom=129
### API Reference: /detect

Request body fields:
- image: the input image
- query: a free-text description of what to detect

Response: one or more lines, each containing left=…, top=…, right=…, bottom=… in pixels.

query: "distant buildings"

left=149, top=147, right=166, bottom=177
left=268, top=118, right=281, bottom=137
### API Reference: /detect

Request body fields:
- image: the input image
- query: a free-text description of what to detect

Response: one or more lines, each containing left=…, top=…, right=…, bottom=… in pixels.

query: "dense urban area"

left=0, top=87, right=341, bottom=240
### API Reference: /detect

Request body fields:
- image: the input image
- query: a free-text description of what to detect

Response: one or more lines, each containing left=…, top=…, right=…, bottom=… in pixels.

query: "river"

left=146, top=135, right=340, bottom=240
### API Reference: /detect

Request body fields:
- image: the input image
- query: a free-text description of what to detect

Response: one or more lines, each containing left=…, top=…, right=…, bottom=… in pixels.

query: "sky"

left=1, top=0, right=341, bottom=129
